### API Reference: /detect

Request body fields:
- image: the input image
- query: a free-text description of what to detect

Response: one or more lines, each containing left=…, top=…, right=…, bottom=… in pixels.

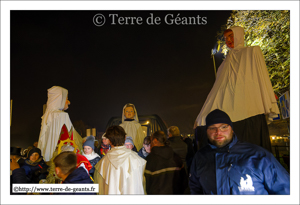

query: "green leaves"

left=216, top=10, right=290, bottom=96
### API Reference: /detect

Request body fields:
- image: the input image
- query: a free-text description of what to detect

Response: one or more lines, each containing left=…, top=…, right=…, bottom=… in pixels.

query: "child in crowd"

left=119, top=103, right=145, bottom=151
left=82, top=136, right=101, bottom=178
left=138, top=136, right=151, bottom=159
left=124, top=136, right=138, bottom=152
left=54, top=151, right=95, bottom=194
left=21, top=147, right=48, bottom=183
left=100, top=133, right=111, bottom=157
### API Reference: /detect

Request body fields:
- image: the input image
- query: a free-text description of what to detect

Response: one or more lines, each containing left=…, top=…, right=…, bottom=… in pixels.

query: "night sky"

left=11, top=10, right=232, bottom=148
left=3, top=1, right=299, bottom=204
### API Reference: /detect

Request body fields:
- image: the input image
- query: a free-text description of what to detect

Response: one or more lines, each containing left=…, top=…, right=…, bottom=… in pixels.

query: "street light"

left=211, top=40, right=221, bottom=79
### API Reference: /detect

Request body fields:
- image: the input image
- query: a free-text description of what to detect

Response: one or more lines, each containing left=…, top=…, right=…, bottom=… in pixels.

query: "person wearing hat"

left=21, top=147, right=49, bottom=183
left=194, top=26, right=280, bottom=153
left=82, top=136, right=101, bottom=178
left=124, top=136, right=138, bottom=152
left=189, top=109, right=290, bottom=195
left=100, top=133, right=111, bottom=157
left=10, top=147, right=26, bottom=167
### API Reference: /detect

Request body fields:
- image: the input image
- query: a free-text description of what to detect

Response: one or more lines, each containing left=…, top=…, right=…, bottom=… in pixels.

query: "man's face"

left=63, top=96, right=71, bottom=111
left=124, top=107, right=135, bottom=119
left=207, top=123, right=233, bottom=148
left=29, top=152, right=40, bottom=162
left=125, top=142, right=134, bottom=150
left=224, top=30, right=234, bottom=49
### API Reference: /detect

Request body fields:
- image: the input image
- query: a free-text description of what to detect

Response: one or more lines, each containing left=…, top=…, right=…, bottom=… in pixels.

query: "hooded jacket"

left=189, top=134, right=290, bottom=195
left=119, top=103, right=145, bottom=151
left=94, top=146, right=146, bottom=194
left=21, top=157, right=49, bottom=183
left=194, top=26, right=279, bottom=128
left=37, top=86, right=82, bottom=161
left=144, top=146, right=187, bottom=194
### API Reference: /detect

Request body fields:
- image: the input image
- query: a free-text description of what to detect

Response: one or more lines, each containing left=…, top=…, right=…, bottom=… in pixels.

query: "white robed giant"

left=194, top=26, right=279, bottom=128
left=94, top=146, right=146, bottom=194
left=37, top=86, right=82, bottom=161
left=119, top=104, right=145, bottom=151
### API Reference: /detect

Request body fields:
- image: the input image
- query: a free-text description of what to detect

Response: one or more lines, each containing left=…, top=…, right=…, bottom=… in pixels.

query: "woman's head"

left=143, top=136, right=151, bottom=153
left=83, top=146, right=93, bottom=155
left=83, top=136, right=95, bottom=154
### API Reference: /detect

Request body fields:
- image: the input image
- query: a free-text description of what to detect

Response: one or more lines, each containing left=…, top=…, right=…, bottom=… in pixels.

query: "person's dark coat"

left=88, top=156, right=101, bottom=177
left=183, top=137, right=195, bottom=173
left=60, top=167, right=96, bottom=195
left=189, top=134, right=290, bottom=195
left=10, top=168, right=29, bottom=195
left=21, top=158, right=48, bottom=183
left=167, top=136, right=188, bottom=165
left=145, top=146, right=187, bottom=194
left=137, top=147, right=149, bottom=159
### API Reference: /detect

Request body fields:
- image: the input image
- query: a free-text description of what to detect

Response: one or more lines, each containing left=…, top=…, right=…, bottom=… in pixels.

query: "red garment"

left=57, top=124, right=74, bottom=144
left=100, top=144, right=110, bottom=156
left=76, top=154, right=92, bottom=172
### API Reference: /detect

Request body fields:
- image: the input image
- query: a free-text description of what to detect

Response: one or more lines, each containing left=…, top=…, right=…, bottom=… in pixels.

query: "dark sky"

left=10, top=10, right=232, bottom=148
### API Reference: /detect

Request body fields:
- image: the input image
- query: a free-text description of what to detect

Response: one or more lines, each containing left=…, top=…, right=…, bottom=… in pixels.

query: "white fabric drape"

left=82, top=151, right=100, bottom=161
left=37, top=86, right=82, bottom=161
left=119, top=103, right=145, bottom=151
left=94, top=146, right=146, bottom=194
left=194, top=26, right=279, bottom=127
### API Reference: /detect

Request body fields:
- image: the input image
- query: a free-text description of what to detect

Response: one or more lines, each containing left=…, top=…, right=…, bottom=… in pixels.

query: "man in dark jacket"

left=167, top=126, right=188, bottom=171
left=189, top=109, right=290, bottom=195
left=145, top=131, right=187, bottom=194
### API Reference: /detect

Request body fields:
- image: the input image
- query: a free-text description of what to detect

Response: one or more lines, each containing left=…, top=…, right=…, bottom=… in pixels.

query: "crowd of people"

left=10, top=26, right=290, bottom=195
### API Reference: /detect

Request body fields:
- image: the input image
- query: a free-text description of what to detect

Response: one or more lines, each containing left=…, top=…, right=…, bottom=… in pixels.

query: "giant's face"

left=207, top=123, right=233, bottom=148
left=224, top=30, right=234, bottom=49
left=124, top=107, right=135, bottom=119
left=63, top=96, right=70, bottom=111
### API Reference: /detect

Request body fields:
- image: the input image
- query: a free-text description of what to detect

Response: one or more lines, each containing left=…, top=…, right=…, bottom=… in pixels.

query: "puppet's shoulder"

left=247, top=45, right=262, bottom=52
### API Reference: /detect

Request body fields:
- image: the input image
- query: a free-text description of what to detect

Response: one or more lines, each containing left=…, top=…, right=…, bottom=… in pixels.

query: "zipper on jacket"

left=228, top=164, right=232, bottom=172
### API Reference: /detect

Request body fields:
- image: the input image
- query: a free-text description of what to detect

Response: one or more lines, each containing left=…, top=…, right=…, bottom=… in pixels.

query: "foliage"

left=216, top=10, right=290, bottom=96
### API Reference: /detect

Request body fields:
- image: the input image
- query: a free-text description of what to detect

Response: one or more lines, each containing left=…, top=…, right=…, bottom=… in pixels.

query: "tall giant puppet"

left=37, top=86, right=82, bottom=161
left=119, top=103, right=145, bottom=151
left=194, top=26, right=279, bottom=152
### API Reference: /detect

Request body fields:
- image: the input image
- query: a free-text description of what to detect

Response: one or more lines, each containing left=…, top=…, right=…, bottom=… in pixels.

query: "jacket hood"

left=151, top=146, right=174, bottom=160
left=230, top=26, right=245, bottom=50
left=122, top=103, right=139, bottom=123
left=106, top=146, right=134, bottom=169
